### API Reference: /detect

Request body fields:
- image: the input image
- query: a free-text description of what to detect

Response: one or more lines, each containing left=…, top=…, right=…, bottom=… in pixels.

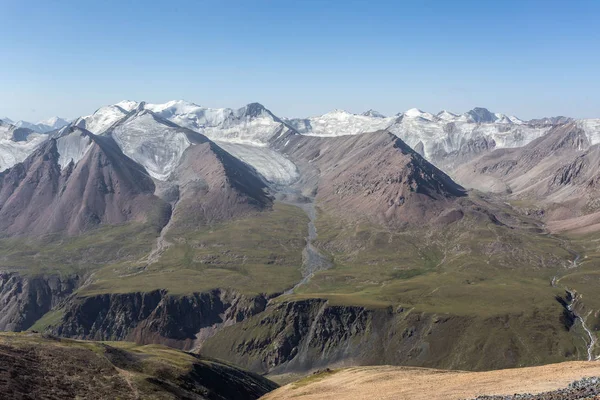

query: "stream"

left=279, top=193, right=332, bottom=295
left=566, top=289, right=596, bottom=361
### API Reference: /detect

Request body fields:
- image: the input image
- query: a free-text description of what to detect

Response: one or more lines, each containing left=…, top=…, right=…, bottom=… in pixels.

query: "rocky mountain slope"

left=0, top=332, right=277, bottom=400
left=275, top=130, right=467, bottom=227
left=453, top=121, right=600, bottom=233
left=0, top=126, right=169, bottom=236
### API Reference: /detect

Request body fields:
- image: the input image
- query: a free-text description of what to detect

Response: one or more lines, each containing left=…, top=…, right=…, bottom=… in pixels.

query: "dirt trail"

left=262, top=362, right=600, bottom=400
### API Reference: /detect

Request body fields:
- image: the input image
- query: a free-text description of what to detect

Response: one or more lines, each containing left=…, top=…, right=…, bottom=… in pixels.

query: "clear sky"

left=1, top=0, right=599, bottom=122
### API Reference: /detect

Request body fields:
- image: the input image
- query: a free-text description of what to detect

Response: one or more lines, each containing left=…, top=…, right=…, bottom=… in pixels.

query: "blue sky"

left=1, top=0, right=599, bottom=121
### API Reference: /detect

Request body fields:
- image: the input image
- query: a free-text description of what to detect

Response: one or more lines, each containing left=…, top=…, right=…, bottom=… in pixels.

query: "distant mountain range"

left=0, top=101, right=581, bottom=173
left=1, top=99, right=599, bottom=382
left=3, top=116, right=70, bottom=133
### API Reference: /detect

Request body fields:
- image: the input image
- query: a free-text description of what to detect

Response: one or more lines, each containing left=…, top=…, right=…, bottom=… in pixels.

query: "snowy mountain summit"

left=1, top=100, right=588, bottom=186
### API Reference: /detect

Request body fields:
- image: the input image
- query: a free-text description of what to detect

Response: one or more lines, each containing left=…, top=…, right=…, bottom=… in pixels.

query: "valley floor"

left=262, top=361, right=600, bottom=400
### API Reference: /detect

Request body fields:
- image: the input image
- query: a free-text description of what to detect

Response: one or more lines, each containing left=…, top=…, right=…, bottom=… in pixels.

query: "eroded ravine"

left=566, top=289, right=596, bottom=361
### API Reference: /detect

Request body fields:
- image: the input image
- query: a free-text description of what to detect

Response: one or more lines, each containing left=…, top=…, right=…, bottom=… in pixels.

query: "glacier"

left=55, top=128, right=93, bottom=169
left=3, top=100, right=599, bottom=188
left=285, top=109, right=396, bottom=137
left=215, top=141, right=299, bottom=185
left=0, top=120, right=49, bottom=171
left=285, top=107, right=550, bottom=160
left=75, top=104, right=130, bottom=134
left=110, top=110, right=192, bottom=181
left=145, top=100, right=294, bottom=145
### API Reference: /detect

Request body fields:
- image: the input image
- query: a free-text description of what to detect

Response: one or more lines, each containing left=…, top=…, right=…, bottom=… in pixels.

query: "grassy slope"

left=0, top=223, right=157, bottom=277
left=82, top=202, right=308, bottom=296
left=290, top=205, right=573, bottom=316
left=1, top=194, right=596, bottom=366
left=199, top=196, right=592, bottom=371
left=0, top=332, right=277, bottom=399
left=263, top=362, right=600, bottom=400
left=0, top=195, right=577, bottom=316
left=0, top=203, right=308, bottom=296
left=554, top=231, right=600, bottom=343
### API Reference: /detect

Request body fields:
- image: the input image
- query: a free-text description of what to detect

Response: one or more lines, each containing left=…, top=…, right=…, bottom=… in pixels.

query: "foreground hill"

left=0, top=332, right=277, bottom=400
left=262, top=362, right=600, bottom=400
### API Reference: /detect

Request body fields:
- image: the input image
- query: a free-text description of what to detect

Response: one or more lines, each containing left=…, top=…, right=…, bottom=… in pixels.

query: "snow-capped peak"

left=462, top=107, right=523, bottom=125
left=37, top=116, right=69, bottom=130
left=402, top=108, right=436, bottom=121
left=507, top=115, right=524, bottom=125
left=361, top=109, right=386, bottom=118
left=436, top=110, right=458, bottom=121
left=322, top=109, right=353, bottom=117
left=144, top=99, right=201, bottom=116
left=114, top=100, right=139, bottom=112
left=285, top=108, right=396, bottom=137
left=76, top=104, right=130, bottom=134
left=1, top=117, right=14, bottom=125
left=144, top=100, right=288, bottom=145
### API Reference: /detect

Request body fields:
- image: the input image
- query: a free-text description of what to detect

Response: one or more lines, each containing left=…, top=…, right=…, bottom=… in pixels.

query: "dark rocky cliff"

left=0, top=276, right=585, bottom=375
left=200, top=298, right=584, bottom=375
left=50, top=288, right=269, bottom=350
left=0, top=272, right=79, bottom=331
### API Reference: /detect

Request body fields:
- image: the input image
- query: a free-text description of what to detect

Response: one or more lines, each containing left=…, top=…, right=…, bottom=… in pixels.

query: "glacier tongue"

left=215, top=141, right=299, bottom=185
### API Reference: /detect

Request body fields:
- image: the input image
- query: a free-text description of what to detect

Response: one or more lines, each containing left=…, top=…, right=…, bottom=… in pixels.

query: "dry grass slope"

left=262, top=362, right=600, bottom=400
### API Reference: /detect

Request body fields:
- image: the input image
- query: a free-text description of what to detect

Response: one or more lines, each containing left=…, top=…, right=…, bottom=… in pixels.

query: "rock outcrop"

left=0, top=272, right=79, bottom=331
left=50, top=289, right=268, bottom=350
left=200, top=298, right=581, bottom=375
